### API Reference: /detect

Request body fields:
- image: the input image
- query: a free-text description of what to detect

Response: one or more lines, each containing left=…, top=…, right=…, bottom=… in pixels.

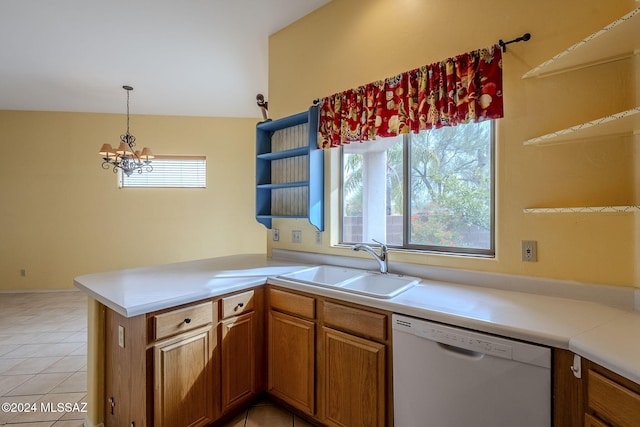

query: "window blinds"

left=119, top=155, right=206, bottom=188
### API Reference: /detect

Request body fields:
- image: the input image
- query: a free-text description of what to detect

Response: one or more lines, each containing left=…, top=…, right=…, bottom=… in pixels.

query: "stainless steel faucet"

left=352, top=239, right=388, bottom=274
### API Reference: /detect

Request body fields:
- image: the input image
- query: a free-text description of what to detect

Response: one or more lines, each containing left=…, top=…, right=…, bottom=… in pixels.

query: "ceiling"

left=0, top=0, right=331, bottom=118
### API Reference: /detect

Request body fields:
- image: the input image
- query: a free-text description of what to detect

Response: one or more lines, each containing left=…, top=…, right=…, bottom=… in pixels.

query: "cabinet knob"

left=184, top=317, right=192, bottom=324
left=235, top=302, right=244, bottom=311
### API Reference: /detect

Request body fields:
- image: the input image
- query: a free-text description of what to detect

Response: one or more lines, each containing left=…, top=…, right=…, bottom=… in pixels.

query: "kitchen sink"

left=277, top=265, right=420, bottom=299
left=278, top=265, right=365, bottom=286
left=339, top=273, right=420, bottom=299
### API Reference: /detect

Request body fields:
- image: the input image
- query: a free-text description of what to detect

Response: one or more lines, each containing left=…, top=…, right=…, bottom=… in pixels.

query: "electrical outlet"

left=521, top=240, right=537, bottom=262
left=292, top=230, right=302, bottom=243
left=118, top=325, right=125, bottom=348
left=315, top=230, right=322, bottom=245
left=272, top=228, right=279, bottom=241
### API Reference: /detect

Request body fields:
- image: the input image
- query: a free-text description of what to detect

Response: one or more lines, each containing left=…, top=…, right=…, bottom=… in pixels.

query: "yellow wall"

left=267, top=0, right=639, bottom=287
left=0, top=110, right=266, bottom=291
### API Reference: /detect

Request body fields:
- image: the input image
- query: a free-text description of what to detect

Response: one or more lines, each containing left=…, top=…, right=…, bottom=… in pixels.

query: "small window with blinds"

left=119, top=155, right=206, bottom=188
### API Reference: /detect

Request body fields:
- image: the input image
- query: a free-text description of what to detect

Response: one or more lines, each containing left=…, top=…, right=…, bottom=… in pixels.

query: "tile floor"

left=0, top=291, right=309, bottom=427
left=221, top=399, right=314, bottom=427
left=0, top=291, right=88, bottom=427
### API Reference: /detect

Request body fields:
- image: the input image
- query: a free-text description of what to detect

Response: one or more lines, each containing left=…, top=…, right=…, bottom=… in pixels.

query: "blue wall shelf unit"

left=255, top=105, right=323, bottom=230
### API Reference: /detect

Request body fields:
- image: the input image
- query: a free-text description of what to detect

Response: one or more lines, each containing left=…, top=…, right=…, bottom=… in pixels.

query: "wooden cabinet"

left=153, top=325, right=215, bottom=427
left=266, top=286, right=392, bottom=427
left=150, top=301, right=217, bottom=427
left=267, top=288, right=316, bottom=415
left=319, top=300, right=389, bottom=427
left=104, top=289, right=264, bottom=427
left=553, top=349, right=640, bottom=427
left=320, top=327, right=386, bottom=427
left=220, top=289, right=263, bottom=414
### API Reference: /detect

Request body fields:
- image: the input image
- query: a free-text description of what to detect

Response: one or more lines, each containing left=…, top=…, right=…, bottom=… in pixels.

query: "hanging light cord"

left=122, top=85, right=136, bottom=150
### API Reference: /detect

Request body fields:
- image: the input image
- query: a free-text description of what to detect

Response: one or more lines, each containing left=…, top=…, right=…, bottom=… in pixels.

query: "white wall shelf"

left=524, top=206, right=640, bottom=214
left=523, top=6, right=639, bottom=215
left=524, top=107, right=640, bottom=145
left=522, top=7, right=639, bottom=79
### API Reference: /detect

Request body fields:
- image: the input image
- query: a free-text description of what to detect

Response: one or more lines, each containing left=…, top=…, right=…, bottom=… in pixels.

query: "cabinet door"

left=221, top=311, right=257, bottom=413
left=584, top=413, right=610, bottom=427
left=153, top=325, right=215, bottom=427
left=321, top=327, right=385, bottom=427
left=268, top=310, right=315, bottom=415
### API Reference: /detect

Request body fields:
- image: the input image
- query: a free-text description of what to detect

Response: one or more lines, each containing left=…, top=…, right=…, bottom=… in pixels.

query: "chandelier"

left=99, top=85, right=153, bottom=176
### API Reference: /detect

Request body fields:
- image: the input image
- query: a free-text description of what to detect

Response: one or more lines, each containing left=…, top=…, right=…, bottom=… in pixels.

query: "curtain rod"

left=498, top=33, right=531, bottom=52
left=312, top=35, right=530, bottom=105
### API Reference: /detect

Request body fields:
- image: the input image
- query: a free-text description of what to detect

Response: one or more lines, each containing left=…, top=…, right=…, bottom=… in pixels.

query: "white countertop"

left=74, top=253, right=640, bottom=385
left=74, top=254, right=310, bottom=317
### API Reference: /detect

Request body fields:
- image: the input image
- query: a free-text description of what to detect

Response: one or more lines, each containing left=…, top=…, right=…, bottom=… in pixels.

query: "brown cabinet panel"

left=152, top=301, right=213, bottom=341
left=553, top=349, right=585, bottom=427
left=221, top=311, right=257, bottom=412
left=588, top=369, right=640, bottom=427
left=104, top=309, right=147, bottom=427
left=322, top=300, right=387, bottom=341
left=221, top=290, right=255, bottom=320
left=268, top=310, right=315, bottom=415
left=269, top=287, right=315, bottom=319
left=320, top=327, right=385, bottom=427
left=585, top=413, right=610, bottom=427
left=153, top=326, right=215, bottom=427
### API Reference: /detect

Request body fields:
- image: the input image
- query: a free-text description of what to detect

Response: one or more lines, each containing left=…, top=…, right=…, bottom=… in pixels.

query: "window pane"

left=409, top=121, right=492, bottom=250
left=342, top=136, right=403, bottom=245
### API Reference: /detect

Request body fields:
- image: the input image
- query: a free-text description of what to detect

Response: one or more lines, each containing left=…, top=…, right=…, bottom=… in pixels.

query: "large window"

left=342, top=121, right=494, bottom=256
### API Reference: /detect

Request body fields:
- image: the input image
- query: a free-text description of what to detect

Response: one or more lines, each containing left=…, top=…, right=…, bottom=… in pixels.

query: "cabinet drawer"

left=588, top=370, right=640, bottom=427
left=221, top=290, right=255, bottom=319
left=269, top=288, right=315, bottom=319
left=322, top=301, right=387, bottom=341
left=153, top=301, right=213, bottom=341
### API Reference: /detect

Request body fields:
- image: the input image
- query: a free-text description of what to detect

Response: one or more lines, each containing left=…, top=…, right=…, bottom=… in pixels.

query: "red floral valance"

left=317, top=44, right=503, bottom=148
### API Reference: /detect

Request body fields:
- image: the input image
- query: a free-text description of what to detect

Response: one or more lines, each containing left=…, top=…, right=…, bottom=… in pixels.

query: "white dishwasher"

left=392, top=314, right=551, bottom=427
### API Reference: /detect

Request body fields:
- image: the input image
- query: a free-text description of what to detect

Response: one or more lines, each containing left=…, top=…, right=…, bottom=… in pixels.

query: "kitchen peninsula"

left=75, top=251, right=640, bottom=427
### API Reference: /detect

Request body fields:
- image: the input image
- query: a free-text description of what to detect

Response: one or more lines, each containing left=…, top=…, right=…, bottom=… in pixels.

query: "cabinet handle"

left=184, top=317, right=192, bottom=324
left=108, top=397, right=115, bottom=415
left=235, top=302, right=244, bottom=311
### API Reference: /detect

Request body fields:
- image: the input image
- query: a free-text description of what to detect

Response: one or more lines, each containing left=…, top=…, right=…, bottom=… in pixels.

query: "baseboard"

left=0, top=288, right=80, bottom=294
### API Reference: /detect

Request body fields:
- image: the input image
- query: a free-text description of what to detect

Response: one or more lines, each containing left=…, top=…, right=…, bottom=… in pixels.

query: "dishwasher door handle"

left=437, top=342, right=485, bottom=360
